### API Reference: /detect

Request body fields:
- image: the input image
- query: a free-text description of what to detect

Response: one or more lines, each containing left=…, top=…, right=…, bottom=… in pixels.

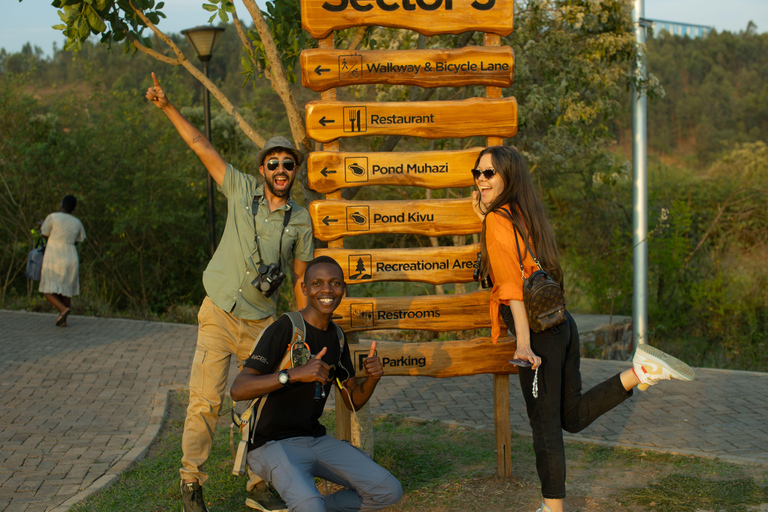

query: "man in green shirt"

left=147, top=73, right=313, bottom=512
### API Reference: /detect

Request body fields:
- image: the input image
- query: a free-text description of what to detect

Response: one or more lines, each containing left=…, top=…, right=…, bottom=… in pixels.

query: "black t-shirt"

left=243, top=314, right=355, bottom=449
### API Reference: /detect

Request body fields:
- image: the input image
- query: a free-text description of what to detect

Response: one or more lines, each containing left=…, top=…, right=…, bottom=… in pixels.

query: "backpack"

left=230, top=311, right=345, bottom=476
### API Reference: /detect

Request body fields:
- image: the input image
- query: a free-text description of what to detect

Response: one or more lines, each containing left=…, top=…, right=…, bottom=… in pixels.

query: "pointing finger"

left=367, top=340, right=377, bottom=358
left=151, top=72, right=160, bottom=88
left=314, top=347, right=327, bottom=360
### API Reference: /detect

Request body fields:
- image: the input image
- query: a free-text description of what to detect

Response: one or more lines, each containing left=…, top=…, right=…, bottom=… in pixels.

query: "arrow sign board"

left=335, top=290, right=492, bottom=332
left=301, top=46, right=514, bottom=92
left=307, top=148, right=482, bottom=193
left=315, top=244, right=481, bottom=284
left=350, top=338, right=517, bottom=378
left=305, top=97, right=517, bottom=143
left=309, top=197, right=481, bottom=241
left=300, top=0, right=513, bottom=40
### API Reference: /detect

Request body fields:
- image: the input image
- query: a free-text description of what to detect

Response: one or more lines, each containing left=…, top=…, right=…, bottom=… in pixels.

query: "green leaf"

left=86, top=5, right=107, bottom=33
left=207, top=12, right=216, bottom=23
left=52, top=24, right=68, bottom=30
left=202, top=4, right=217, bottom=11
left=156, top=1, right=164, bottom=8
left=218, top=9, right=229, bottom=23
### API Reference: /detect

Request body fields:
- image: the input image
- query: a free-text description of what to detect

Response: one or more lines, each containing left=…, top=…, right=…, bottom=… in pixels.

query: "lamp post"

left=182, top=25, right=226, bottom=257
left=631, top=2, right=648, bottom=346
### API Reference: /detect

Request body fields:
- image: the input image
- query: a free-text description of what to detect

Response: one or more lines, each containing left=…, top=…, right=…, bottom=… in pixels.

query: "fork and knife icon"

left=348, top=109, right=362, bottom=132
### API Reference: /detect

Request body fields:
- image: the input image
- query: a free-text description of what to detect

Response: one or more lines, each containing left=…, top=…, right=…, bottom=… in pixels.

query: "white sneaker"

left=633, top=344, right=695, bottom=390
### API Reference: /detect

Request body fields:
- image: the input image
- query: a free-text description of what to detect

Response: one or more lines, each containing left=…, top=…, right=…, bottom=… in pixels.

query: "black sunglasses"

left=266, top=159, right=296, bottom=172
left=471, top=168, right=497, bottom=180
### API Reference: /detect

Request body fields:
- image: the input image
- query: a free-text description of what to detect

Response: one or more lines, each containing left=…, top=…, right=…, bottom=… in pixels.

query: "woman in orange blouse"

left=472, top=146, right=695, bottom=512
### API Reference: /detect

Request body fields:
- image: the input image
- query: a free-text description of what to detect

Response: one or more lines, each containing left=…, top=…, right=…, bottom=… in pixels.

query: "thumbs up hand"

left=290, top=346, right=329, bottom=384
left=362, top=341, right=383, bottom=381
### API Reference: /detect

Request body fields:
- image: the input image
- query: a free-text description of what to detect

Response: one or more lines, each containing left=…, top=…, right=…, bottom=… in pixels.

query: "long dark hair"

left=477, top=146, right=563, bottom=287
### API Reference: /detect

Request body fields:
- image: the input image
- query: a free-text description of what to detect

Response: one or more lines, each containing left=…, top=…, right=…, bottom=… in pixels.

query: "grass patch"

left=617, top=474, right=768, bottom=512
left=70, top=391, right=768, bottom=512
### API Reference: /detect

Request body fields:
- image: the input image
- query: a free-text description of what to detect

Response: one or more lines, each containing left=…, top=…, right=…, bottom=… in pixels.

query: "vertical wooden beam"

left=493, top=374, right=512, bottom=478
left=316, top=34, right=352, bottom=443
left=486, top=32, right=511, bottom=478
left=484, top=33, right=504, bottom=148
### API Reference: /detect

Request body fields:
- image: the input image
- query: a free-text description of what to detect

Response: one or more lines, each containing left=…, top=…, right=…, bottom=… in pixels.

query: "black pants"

left=500, top=305, right=632, bottom=499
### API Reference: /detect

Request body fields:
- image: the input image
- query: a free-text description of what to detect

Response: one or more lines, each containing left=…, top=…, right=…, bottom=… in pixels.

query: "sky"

left=1, top=0, right=766, bottom=57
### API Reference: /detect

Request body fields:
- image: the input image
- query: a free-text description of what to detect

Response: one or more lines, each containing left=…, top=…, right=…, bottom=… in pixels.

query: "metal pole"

left=202, top=59, right=217, bottom=257
left=632, top=0, right=648, bottom=345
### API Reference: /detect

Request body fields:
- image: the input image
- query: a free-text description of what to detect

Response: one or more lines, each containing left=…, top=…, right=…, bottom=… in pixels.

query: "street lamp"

left=182, top=25, right=226, bottom=257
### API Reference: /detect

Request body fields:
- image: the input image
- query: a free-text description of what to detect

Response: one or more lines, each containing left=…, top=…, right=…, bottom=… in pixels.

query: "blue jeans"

left=247, top=435, right=402, bottom=512
left=501, top=306, right=632, bottom=499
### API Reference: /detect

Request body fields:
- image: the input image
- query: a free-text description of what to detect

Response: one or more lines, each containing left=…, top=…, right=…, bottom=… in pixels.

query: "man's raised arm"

left=146, top=72, right=227, bottom=186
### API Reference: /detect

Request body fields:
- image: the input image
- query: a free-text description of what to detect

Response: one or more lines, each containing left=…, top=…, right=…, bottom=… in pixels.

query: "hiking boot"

left=180, top=481, right=209, bottom=512
left=633, top=344, right=696, bottom=391
left=245, top=481, right=288, bottom=512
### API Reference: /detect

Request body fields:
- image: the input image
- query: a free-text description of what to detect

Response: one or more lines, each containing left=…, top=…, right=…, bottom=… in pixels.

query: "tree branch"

left=127, top=1, right=266, bottom=148
left=240, top=0, right=311, bottom=155
left=347, top=27, right=369, bottom=51
left=684, top=191, right=736, bottom=267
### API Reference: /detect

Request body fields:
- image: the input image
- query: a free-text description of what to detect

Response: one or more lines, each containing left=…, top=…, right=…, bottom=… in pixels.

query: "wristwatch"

left=278, top=370, right=290, bottom=386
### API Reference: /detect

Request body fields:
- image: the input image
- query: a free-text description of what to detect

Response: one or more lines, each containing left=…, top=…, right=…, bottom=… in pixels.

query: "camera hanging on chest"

left=251, top=197, right=292, bottom=298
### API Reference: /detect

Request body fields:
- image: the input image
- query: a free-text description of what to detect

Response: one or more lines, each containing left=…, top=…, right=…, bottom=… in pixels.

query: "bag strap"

left=284, top=310, right=344, bottom=355
left=252, top=198, right=293, bottom=272
left=511, top=223, right=543, bottom=282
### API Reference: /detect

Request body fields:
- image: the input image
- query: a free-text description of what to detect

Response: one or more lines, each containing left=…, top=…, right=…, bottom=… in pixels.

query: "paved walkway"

left=1, top=310, right=767, bottom=511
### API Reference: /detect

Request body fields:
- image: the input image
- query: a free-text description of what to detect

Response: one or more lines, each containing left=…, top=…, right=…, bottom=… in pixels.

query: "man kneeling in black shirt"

left=231, top=256, right=402, bottom=512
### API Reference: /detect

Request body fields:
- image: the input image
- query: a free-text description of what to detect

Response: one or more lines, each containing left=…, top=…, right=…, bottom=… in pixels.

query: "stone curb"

left=48, top=387, right=175, bottom=512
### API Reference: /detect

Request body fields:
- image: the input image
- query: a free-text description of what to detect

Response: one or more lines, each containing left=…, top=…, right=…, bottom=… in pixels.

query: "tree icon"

left=349, top=256, right=372, bottom=280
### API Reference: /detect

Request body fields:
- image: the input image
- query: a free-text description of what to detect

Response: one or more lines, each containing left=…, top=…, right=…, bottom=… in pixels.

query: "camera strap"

left=252, top=196, right=293, bottom=272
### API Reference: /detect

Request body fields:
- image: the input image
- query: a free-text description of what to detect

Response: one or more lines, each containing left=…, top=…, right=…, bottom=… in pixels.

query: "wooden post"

left=485, top=31, right=512, bottom=478
left=494, top=374, right=512, bottom=478
left=316, top=33, right=353, bottom=444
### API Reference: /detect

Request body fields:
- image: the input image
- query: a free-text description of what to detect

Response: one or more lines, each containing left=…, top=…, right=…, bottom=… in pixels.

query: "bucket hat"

left=256, top=136, right=303, bottom=168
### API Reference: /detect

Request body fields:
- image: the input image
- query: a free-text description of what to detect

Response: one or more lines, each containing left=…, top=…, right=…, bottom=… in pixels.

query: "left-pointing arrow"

left=319, top=116, right=335, bottom=127
left=322, top=216, right=339, bottom=226
left=320, top=167, right=337, bottom=178
left=314, top=65, right=331, bottom=75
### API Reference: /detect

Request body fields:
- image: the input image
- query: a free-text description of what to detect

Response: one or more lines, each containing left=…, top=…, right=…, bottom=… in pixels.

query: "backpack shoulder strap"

left=331, top=321, right=345, bottom=354
left=283, top=311, right=305, bottom=346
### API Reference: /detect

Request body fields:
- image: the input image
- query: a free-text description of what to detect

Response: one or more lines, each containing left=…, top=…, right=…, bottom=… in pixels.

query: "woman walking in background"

left=39, top=195, right=85, bottom=327
left=472, top=146, right=695, bottom=512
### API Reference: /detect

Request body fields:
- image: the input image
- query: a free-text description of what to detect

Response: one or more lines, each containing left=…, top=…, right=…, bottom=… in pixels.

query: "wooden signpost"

left=308, top=197, right=481, bottom=241
left=300, top=0, right=517, bottom=478
left=315, top=244, right=481, bottom=284
left=307, top=148, right=481, bottom=193
left=305, top=97, right=517, bottom=142
left=332, top=290, right=492, bottom=332
left=300, top=0, right=513, bottom=39
left=301, top=46, right=514, bottom=91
